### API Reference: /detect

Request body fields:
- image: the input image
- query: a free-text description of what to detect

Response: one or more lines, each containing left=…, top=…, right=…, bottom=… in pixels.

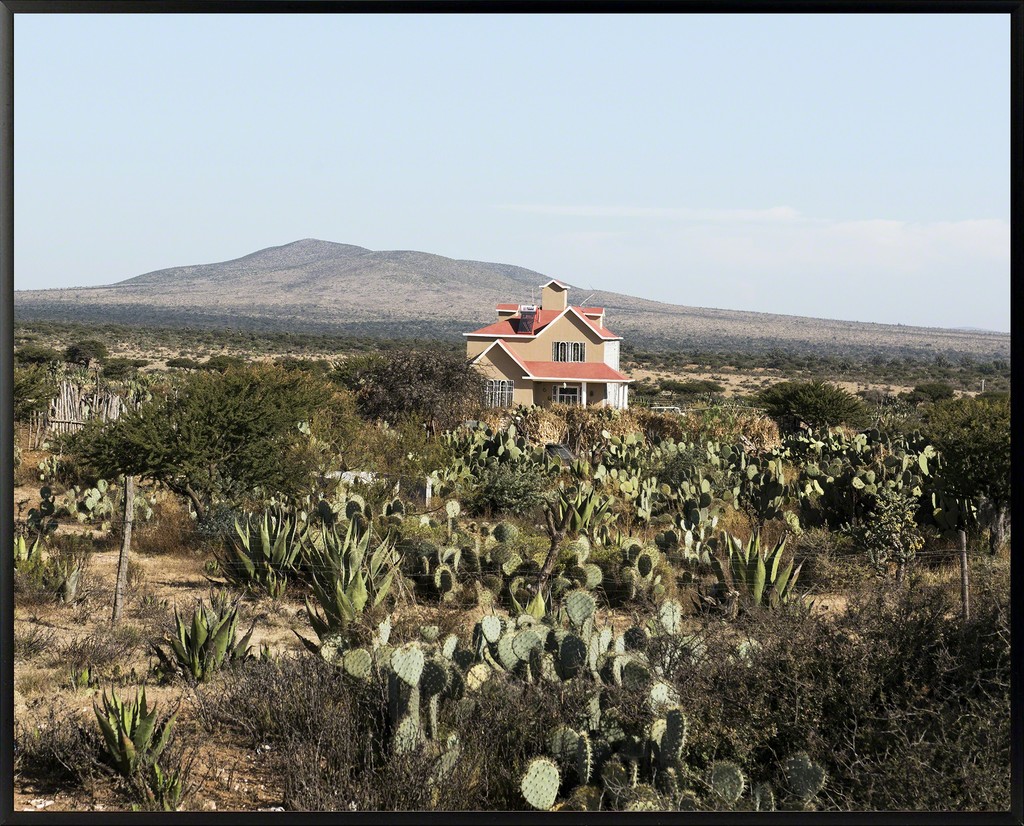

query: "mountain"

left=14, top=239, right=1010, bottom=361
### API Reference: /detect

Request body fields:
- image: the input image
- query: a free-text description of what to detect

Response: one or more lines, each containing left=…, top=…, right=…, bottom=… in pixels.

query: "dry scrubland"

left=11, top=324, right=1012, bottom=813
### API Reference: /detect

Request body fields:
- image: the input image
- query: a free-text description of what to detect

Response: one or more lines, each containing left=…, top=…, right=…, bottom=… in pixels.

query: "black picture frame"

left=1, top=3, right=1021, bottom=823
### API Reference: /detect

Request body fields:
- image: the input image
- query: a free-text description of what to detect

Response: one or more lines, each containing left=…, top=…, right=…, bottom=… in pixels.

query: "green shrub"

left=466, top=463, right=549, bottom=516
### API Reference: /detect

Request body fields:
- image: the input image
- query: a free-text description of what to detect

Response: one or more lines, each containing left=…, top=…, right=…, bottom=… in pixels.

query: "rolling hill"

left=14, top=239, right=1010, bottom=361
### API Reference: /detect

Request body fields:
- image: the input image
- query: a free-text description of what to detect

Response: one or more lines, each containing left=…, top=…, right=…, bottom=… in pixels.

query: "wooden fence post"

left=112, top=475, right=136, bottom=626
left=958, top=529, right=970, bottom=623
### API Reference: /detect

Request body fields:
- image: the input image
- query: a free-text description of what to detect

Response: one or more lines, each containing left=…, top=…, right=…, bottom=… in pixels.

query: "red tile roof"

left=466, top=306, right=619, bottom=339
left=521, top=361, right=631, bottom=382
left=471, top=339, right=531, bottom=374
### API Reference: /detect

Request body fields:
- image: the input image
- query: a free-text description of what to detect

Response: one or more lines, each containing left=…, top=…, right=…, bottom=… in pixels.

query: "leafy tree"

left=907, top=382, right=956, bottom=405
left=758, top=380, right=869, bottom=431
left=334, top=348, right=485, bottom=435
left=199, top=354, right=247, bottom=372
left=926, top=395, right=1011, bottom=553
left=851, top=485, right=924, bottom=585
left=64, top=338, right=109, bottom=367
left=102, top=358, right=150, bottom=382
left=13, top=364, right=56, bottom=421
left=165, top=357, right=200, bottom=370
left=77, top=364, right=334, bottom=519
left=15, top=343, right=62, bottom=365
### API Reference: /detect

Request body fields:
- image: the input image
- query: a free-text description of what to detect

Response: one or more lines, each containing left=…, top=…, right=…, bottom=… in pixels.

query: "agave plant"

left=94, top=686, right=175, bottom=778
left=711, top=531, right=802, bottom=610
left=555, top=483, right=616, bottom=538
left=154, top=592, right=254, bottom=682
left=216, top=505, right=308, bottom=598
left=301, top=520, right=398, bottom=645
left=13, top=534, right=43, bottom=569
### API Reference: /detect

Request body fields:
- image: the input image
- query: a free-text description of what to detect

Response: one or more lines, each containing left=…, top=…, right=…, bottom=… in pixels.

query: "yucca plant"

left=216, top=505, right=308, bottom=598
left=301, top=520, right=398, bottom=645
left=711, top=530, right=803, bottom=609
left=153, top=592, right=254, bottom=682
left=94, top=686, right=175, bottom=778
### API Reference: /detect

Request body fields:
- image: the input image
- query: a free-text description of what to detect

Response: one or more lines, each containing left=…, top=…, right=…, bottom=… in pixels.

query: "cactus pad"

left=784, top=751, right=826, bottom=801
left=662, top=707, right=687, bottom=761
left=623, top=626, right=648, bottom=651
left=480, top=614, right=503, bottom=644
left=547, top=725, right=580, bottom=763
left=558, top=634, right=587, bottom=678
left=658, top=600, right=684, bottom=635
left=493, top=521, right=519, bottom=543
left=564, top=589, right=596, bottom=629
left=420, top=624, right=441, bottom=642
left=648, top=680, right=680, bottom=714
left=521, top=757, right=561, bottom=810
left=445, top=499, right=461, bottom=519
left=583, top=563, right=603, bottom=589
left=441, top=633, right=458, bottom=659
left=752, top=782, right=776, bottom=811
left=391, top=644, right=424, bottom=687
left=512, top=628, right=543, bottom=662
left=392, top=714, right=421, bottom=754
left=420, top=658, right=450, bottom=697
left=496, top=632, right=519, bottom=670
left=575, top=732, right=593, bottom=785
left=466, top=662, right=491, bottom=691
left=434, top=564, right=456, bottom=594
left=621, top=658, right=653, bottom=691
left=709, top=761, right=746, bottom=803
left=342, top=647, right=372, bottom=680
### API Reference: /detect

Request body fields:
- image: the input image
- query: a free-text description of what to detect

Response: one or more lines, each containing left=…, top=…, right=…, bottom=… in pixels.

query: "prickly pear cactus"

left=576, top=731, right=594, bottom=785
left=493, top=521, right=519, bottom=543
left=479, top=614, right=503, bottom=644
left=752, top=781, right=776, bottom=811
left=658, top=599, right=684, bottom=635
left=420, top=658, right=450, bottom=698
left=784, top=751, right=827, bottom=803
left=391, top=644, right=425, bottom=687
left=341, top=647, right=372, bottom=680
left=709, top=761, right=746, bottom=804
left=564, top=589, right=596, bottom=629
left=521, top=757, right=561, bottom=810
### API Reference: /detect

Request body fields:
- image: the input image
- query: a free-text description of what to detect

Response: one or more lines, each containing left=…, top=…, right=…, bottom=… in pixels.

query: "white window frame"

left=484, top=379, right=514, bottom=408
left=552, top=341, right=586, bottom=362
left=552, top=385, right=581, bottom=405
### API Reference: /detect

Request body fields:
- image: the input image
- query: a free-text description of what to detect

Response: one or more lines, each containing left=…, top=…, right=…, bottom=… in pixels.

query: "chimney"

left=541, top=280, right=569, bottom=312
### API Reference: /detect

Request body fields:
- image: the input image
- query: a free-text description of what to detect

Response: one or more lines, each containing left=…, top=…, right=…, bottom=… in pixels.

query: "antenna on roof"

left=579, top=293, right=596, bottom=308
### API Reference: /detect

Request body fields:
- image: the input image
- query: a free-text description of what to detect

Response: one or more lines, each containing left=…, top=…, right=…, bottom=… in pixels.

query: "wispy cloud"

left=495, top=204, right=803, bottom=223
left=511, top=210, right=1009, bottom=330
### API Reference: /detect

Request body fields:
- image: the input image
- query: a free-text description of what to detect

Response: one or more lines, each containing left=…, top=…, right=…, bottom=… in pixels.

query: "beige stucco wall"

left=475, top=345, right=527, bottom=380
left=466, top=338, right=491, bottom=360
left=508, top=312, right=608, bottom=362
left=467, top=314, right=608, bottom=363
left=541, top=284, right=568, bottom=312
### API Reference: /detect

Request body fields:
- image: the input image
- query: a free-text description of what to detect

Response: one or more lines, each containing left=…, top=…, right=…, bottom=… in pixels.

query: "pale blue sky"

left=15, top=13, right=1011, bottom=331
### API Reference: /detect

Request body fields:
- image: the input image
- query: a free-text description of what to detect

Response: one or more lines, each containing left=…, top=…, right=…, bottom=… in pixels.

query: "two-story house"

left=465, top=279, right=632, bottom=409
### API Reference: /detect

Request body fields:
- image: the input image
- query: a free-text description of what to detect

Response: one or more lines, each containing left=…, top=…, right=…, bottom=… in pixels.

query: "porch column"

left=581, top=381, right=588, bottom=406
